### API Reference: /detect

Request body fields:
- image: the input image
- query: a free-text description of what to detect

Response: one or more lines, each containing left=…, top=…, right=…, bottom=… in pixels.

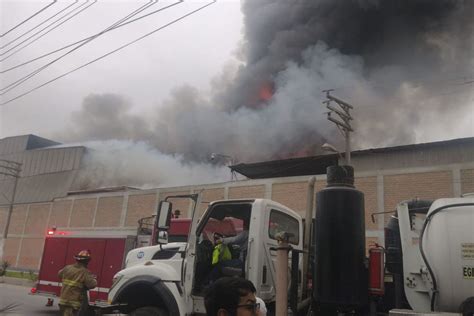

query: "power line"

left=0, top=1, right=57, bottom=37
left=330, top=72, right=474, bottom=95
left=0, top=0, right=97, bottom=60
left=0, top=0, right=184, bottom=74
left=0, top=1, right=79, bottom=50
left=0, top=0, right=217, bottom=106
left=0, top=0, right=92, bottom=58
left=0, top=0, right=163, bottom=94
left=459, top=79, right=474, bottom=86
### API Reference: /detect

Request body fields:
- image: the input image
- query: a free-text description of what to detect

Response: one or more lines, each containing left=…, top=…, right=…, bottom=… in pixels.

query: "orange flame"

left=259, top=82, right=274, bottom=102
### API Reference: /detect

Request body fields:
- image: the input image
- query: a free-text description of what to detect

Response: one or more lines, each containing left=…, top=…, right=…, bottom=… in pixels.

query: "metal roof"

left=350, top=136, right=474, bottom=156
left=231, top=155, right=338, bottom=179
left=0, top=146, right=84, bottom=178
left=0, top=170, right=78, bottom=205
left=231, top=137, right=474, bottom=179
left=67, top=186, right=141, bottom=196
left=0, top=135, right=85, bottom=205
left=0, top=134, right=60, bottom=155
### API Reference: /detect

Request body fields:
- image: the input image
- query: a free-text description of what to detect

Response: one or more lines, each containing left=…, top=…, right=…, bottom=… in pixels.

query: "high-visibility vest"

left=212, top=243, right=232, bottom=265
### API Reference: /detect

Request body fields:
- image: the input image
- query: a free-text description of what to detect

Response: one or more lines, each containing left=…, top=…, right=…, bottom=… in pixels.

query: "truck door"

left=98, top=239, right=126, bottom=301
left=37, top=237, right=69, bottom=296
left=181, top=194, right=202, bottom=313
left=258, top=205, right=303, bottom=302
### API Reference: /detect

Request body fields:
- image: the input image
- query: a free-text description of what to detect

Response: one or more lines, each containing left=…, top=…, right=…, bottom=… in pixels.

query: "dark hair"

left=204, top=277, right=256, bottom=316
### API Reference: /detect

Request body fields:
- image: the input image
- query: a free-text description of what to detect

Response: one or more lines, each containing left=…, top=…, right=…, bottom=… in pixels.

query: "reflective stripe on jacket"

left=58, top=263, right=97, bottom=309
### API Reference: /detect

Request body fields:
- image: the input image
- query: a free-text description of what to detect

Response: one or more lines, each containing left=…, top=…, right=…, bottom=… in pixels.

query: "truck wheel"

left=460, top=297, right=474, bottom=316
left=130, top=306, right=167, bottom=316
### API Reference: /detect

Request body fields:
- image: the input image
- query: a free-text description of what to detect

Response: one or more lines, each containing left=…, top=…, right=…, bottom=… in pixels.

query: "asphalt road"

left=0, top=283, right=125, bottom=315
left=0, top=283, right=58, bottom=315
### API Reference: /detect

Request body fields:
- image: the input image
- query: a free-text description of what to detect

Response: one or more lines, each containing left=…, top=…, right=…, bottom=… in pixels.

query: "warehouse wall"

left=1, top=164, right=473, bottom=270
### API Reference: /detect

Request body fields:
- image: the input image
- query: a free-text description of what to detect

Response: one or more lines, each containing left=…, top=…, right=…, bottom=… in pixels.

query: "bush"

left=28, top=270, right=38, bottom=281
left=0, top=260, right=10, bottom=276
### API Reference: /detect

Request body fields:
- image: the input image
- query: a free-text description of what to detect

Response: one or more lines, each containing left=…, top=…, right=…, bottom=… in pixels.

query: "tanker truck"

left=301, top=165, right=474, bottom=316
left=304, top=165, right=474, bottom=316
left=379, top=197, right=474, bottom=316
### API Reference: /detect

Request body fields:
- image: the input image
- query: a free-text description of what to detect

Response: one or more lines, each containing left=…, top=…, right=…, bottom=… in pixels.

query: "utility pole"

left=0, top=159, right=22, bottom=259
left=323, top=89, right=354, bottom=165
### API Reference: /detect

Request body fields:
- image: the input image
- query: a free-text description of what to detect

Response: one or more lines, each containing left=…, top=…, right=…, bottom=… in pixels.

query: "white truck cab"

left=108, top=197, right=303, bottom=315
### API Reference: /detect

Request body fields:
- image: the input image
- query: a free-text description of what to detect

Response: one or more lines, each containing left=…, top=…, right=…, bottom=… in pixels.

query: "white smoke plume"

left=72, top=140, right=229, bottom=189
left=58, top=0, right=474, bottom=187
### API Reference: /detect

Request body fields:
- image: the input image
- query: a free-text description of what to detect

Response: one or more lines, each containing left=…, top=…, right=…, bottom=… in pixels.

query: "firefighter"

left=58, top=250, right=97, bottom=316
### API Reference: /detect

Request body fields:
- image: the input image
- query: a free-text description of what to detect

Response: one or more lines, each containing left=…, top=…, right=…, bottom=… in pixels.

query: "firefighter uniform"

left=58, top=251, right=97, bottom=316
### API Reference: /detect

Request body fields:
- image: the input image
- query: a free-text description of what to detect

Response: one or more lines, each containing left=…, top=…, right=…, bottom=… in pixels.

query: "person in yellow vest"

left=58, top=250, right=97, bottom=316
left=206, top=233, right=233, bottom=283
left=212, top=233, right=232, bottom=265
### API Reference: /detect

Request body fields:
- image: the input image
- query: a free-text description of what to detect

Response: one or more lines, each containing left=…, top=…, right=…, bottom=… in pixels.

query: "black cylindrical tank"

left=313, top=165, right=368, bottom=311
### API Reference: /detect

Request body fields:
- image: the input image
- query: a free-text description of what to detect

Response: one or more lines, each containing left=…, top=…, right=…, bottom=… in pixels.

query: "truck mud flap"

left=89, top=303, right=129, bottom=316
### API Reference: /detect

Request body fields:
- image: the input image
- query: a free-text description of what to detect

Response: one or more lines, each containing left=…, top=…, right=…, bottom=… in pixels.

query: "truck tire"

left=460, top=297, right=474, bottom=316
left=130, top=306, right=168, bottom=316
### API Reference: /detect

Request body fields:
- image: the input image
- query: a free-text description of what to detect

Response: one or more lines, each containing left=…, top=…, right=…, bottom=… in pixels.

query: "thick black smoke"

left=220, top=0, right=472, bottom=111
left=61, top=0, right=474, bottom=175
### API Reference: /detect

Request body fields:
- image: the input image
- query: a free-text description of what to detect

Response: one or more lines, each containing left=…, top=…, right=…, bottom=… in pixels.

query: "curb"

left=0, top=276, right=36, bottom=287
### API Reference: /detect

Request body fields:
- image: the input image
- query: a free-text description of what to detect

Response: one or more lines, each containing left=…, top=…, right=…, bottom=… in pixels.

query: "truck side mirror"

left=156, top=201, right=172, bottom=244
left=157, top=231, right=169, bottom=245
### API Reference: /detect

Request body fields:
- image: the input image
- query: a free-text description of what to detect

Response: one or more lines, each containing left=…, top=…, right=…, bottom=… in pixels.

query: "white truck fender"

left=109, top=263, right=185, bottom=314
left=112, top=274, right=182, bottom=314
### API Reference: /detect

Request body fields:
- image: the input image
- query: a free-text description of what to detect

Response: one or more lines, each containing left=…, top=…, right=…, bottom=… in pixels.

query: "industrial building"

left=0, top=134, right=473, bottom=270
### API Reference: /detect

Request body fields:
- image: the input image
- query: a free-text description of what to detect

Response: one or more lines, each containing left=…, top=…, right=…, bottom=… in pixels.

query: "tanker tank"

left=421, top=197, right=474, bottom=312
left=313, top=165, right=368, bottom=312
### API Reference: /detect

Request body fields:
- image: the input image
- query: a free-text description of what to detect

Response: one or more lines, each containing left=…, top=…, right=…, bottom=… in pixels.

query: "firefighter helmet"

left=74, top=249, right=91, bottom=262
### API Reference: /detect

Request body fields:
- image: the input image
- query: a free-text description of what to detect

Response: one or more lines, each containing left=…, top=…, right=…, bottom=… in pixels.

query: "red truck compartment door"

left=65, top=239, right=106, bottom=302
left=37, top=237, right=69, bottom=295
left=99, top=239, right=126, bottom=289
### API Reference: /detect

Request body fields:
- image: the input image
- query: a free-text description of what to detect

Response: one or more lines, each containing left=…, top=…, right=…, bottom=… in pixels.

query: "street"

left=0, top=283, right=125, bottom=315
left=0, top=283, right=58, bottom=315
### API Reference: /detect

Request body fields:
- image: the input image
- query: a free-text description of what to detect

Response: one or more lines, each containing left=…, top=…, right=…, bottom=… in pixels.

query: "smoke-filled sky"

left=1, top=0, right=473, bottom=188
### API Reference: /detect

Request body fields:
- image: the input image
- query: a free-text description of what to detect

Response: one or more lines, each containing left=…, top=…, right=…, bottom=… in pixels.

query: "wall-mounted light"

left=47, top=226, right=57, bottom=236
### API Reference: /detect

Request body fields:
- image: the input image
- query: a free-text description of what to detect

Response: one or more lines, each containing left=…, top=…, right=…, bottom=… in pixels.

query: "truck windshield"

left=197, top=203, right=250, bottom=241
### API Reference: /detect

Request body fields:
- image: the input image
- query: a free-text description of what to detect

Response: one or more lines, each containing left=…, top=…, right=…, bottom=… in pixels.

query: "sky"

left=0, top=0, right=244, bottom=138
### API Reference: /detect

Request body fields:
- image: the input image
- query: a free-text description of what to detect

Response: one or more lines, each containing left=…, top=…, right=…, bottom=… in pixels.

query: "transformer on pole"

left=323, top=89, right=354, bottom=165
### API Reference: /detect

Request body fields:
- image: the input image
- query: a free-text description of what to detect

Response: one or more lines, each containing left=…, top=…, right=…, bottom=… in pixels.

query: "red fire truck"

left=32, top=218, right=192, bottom=304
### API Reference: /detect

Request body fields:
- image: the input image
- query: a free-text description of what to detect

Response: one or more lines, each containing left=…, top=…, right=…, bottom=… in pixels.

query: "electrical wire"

left=0, top=0, right=97, bottom=60
left=0, top=0, right=92, bottom=58
left=459, top=79, right=474, bottom=86
left=0, top=0, right=184, bottom=74
left=0, top=1, right=57, bottom=37
left=0, top=1, right=79, bottom=50
left=328, top=72, right=474, bottom=96
left=0, top=1, right=217, bottom=106
left=0, top=0, right=160, bottom=94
